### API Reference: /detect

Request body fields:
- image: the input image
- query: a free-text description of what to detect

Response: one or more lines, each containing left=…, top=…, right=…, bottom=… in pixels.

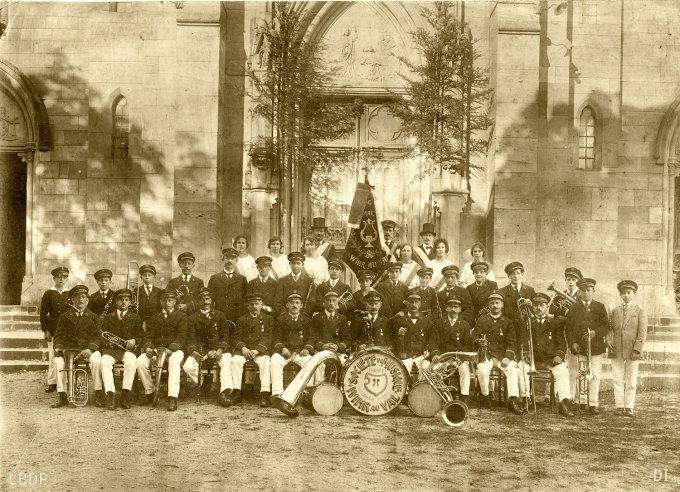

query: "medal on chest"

left=548, top=331, right=552, bottom=340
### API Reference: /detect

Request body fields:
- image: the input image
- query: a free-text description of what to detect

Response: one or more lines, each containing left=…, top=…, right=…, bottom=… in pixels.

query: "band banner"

left=343, top=182, right=390, bottom=278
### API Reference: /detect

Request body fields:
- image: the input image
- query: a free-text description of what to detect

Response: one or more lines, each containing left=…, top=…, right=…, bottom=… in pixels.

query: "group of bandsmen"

left=40, top=219, right=648, bottom=418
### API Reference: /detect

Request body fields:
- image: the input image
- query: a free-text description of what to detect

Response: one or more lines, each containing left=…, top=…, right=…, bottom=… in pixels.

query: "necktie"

left=330, top=313, right=334, bottom=320
left=164, top=310, right=169, bottom=318
left=515, top=285, right=520, bottom=295
left=101, top=291, right=106, bottom=296
left=183, top=276, right=188, bottom=283
left=119, top=311, right=124, bottom=320
left=146, top=286, right=151, bottom=295
left=624, top=304, right=629, bottom=313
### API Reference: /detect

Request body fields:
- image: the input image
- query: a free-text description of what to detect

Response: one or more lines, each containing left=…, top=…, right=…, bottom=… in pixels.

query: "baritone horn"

left=61, top=349, right=89, bottom=407
left=422, top=353, right=469, bottom=427
left=152, top=347, right=170, bottom=407
left=548, top=281, right=576, bottom=313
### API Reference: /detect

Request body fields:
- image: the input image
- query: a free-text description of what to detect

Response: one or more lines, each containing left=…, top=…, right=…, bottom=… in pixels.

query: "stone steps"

left=1, top=360, right=49, bottom=373
left=0, top=306, right=37, bottom=313
left=0, top=347, right=48, bottom=361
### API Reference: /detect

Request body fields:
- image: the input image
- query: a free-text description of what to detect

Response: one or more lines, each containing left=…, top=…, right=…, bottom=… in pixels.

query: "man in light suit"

left=608, top=280, right=647, bottom=417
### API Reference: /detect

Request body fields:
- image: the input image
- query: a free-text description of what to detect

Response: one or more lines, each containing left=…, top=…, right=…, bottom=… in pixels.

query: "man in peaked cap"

left=274, top=251, right=313, bottom=315
left=350, top=289, right=392, bottom=350
left=375, top=262, right=409, bottom=318
left=311, top=217, right=337, bottom=260
left=310, top=258, right=351, bottom=316
left=247, top=255, right=278, bottom=316
left=381, top=219, right=401, bottom=261
left=88, top=268, right=116, bottom=318
left=466, top=261, right=498, bottom=323
left=393, top=292, right=435, bottom=379
left=409, top=267, right=440, bottom=320
left=40, top=266, right=71, bottom=392
left=498, top=261, right=536, bottom=325
left=208, top=247, right=248, bottom=326
left=137, top=264, right=162, bottom=326
left=550, top=267, right=583, bottom=319
left=165, top=251, right=205, bottom=314
left=437, top=265, right=474, bottom=324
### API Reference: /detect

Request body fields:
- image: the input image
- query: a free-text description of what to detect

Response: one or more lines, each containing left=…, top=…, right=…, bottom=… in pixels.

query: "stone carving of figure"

left=0, top=107, right=19, bottom=141
left=340, top=27, right=358, bottom=77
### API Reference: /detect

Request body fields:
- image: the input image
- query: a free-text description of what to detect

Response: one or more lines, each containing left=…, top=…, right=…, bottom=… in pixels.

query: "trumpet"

left=101, top=330, right=129, bottom=351
left=548, top=281, right=576, bottom=315
left=174, top=284, right=190, bottom=304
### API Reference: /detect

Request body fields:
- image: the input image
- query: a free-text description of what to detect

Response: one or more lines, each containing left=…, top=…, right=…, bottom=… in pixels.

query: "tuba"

left=61, top=349, right=89, bottom=407
left=151, top=347, right=170, bottom=407
left=271, top=350, right=344, bottom=417
left=421, top=353, right=469, bottom=427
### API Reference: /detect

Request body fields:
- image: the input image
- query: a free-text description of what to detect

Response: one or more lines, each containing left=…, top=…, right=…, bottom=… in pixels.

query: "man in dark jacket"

left=40, top=266, right=70, bottom=393
left=208, top=247, right=248, bottom=324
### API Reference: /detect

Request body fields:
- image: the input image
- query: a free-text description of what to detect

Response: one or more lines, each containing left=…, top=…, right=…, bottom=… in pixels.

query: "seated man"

left=229, top=293, right=275, bottom=407
left=96, top=288, right=143, bottom=410
left=270, top=292, right=315, bottom=399
left=525, top=292, right=574, bottom=417
left=350, top=290, right=392, bottom=351
left=471, top=292, right=524, bottom=415
left=136, top=290, right=188, bottom=411
left=183, top=287, right=233, bottom=407
left=392, top=293, right=434, bottom=380
left=430, top=297, right=472, bottom=402
left=51, top=285, right=102, bottom=408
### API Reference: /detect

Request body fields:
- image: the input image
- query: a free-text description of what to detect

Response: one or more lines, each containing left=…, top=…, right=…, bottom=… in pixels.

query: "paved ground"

left=1, top=372, right=678, bottom=491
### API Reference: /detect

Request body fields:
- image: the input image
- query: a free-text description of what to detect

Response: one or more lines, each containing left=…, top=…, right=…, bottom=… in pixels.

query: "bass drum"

left=342, top=348, right=409, bottom=416
left=301, top=382, right=344, bottom=416
left=408, top=380, right=443, bottom=418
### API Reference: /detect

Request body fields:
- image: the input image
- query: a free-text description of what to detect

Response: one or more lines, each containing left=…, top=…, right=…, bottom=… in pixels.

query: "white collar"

left=223, top=269, right=235, bottom=276
left=164, top=308, right=174, bottom=316
left=50, top=286, right=67, bottom=293
left=200, top=308, right=211, bottom=315
left=490, top=313, right=502, bottom=319
left=325, top=310, right=336, bottom=318
left=623, top=301, right=635, bottom=308
left=329, top=279, right=338, bottom=287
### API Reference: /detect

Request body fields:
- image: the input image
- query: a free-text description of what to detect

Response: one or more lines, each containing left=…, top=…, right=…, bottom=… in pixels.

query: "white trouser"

left=573, top=353, right=603, bottom=406
left=270, top=353, right=313, bottom=396
left=476, top=357, right=526, bottom=398
left=457, top=361, right=470, bottom=396
left=611, top=358, right=639, bottom=410
left=401, top=355, right=430, bottom=381
left=136, top=350, right=184, bottom=398
left=183, top=353, right=234, bottom=393
left=54, top=352, right=100, bottom=393
left=537, top=362, right=571, bottom=401
left=316, top=354, right=348, bottom=385
left=231, top=354, right=271, bottom=392
left=46, top=339, right=57, bottom=385
left=101, top=352, right=136, bottom=393
left=566, top=350, right=580, bottom=399
left=89, top=351, right=102, bottom=391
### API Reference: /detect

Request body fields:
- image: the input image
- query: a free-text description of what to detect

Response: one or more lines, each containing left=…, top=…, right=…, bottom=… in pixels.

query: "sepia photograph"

left=0, top=0, right=678, bottom=490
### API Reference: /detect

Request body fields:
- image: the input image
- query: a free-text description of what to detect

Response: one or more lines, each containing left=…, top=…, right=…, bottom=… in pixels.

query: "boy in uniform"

left=247, top=255, right=278, bottom=316
left=274, top=251, right=314, bottom=315
left=165, top=252, right=205, bottom=314
left=311, top=259, right=352, bottom=316
left=466, top=261, right=498, bottom=323
left=88, top=268, right=116, bottom=318
left=40, top=266, right=70, bottom=392
left=137, top=264, right=162, bottom=327
left=498, top=261, right=536, bottom=326
left=375, top=262, right=408, bottom=318
left=409, top=267, right=440, bottom=319
left=436, top=265, right=474, bottom=324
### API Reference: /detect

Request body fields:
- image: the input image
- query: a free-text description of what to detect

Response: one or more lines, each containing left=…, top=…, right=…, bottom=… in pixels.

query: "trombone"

left=517, top=298, right=538, bottom=414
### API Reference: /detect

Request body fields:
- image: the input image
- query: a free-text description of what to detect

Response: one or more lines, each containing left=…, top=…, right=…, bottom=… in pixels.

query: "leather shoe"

left=168, top=396, right=177, bottom=411
left=94, top=390, right=105, bottom=408
left=138, top=393, right=153, bottom=406
left=228, top=389, right=242, bottom=405
left=259, top=392, right=270, bottom=408
left=218, top=390, right=232, bottom=408
left=51, top=392, right=69, bottom=408
left=623, top=408, right=634, bottom=418
left=616, top=407, right=624, bottom=415
left=589, top=406, right=600, bottom=415
left=459, top=394, right=469, bottom=404
left=121, top=389, right=132, bottom=409
left=509, top=396, right=523, bottom=415
left=106, top=391, right=117, bottom=410
left=45, top=384, right=57, bottom=393
left=559, top=399, right=574, bottom=417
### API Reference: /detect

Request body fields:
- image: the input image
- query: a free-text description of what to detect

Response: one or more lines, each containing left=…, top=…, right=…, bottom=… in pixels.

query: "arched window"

left=112, top=96, right=129, bottom=158
left=578, top=107, right=596, bottom=170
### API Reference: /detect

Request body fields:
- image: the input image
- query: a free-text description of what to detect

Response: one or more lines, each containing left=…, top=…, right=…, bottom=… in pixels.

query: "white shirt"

left=325, top=310, right=336, bottom=319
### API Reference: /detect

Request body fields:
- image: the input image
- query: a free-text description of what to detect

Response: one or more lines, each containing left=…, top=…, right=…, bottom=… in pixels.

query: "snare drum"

left=301, top=382, right=344, bottom=416
left=342, top=348, right=409, bottom=416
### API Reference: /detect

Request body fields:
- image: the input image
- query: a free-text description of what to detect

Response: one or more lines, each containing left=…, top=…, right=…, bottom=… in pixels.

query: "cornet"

left=338, top=290, right=353, bottom=307
left=547, top=281, right=576, bottom=314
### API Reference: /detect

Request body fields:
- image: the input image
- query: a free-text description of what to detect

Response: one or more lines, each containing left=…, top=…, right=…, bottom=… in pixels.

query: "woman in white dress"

left=460, top=242, right=496, bottom=286
left=302, top=236, right=329, bottom=285
left=234, top=235, right=258, bottom=281
left=398, top=244, right=421, bottom=289
left=427, top=238, right=454, bottom=291
left=267, top=236, right=291, bottom=280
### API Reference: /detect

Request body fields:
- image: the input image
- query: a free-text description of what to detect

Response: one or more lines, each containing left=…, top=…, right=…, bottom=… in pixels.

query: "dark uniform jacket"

left=247, top=276, right=278, bottom=315
left=53, top=308, right=99, bottom=352
left=143, top=309, right=188, bottom=353
left=566, top=299, right=608, bottom=356
left=466, top=280, right=499, bottom=322
left=312, top=279, right=352, bottom=315
left=437, top=286, right=474, bottom=324
left=137, top=285, right=162, bottom=322
left=350, top=314, right=392, bottom=350
left=498, top=283, right=536, bottom=325
left=392, top=313, right=434, bottom=359
left=312, top=311, right=350, bottom=354
left=274, top=272, right=314, bottom=315
left=431, top=316, right=473, bottom=358
left=233, top=312, right=275, bottom=355
left=274, top=313, right=314, bottom=354
left=95, top=310, right=143, bottom=360
left=526, top=315, right=567, bottom=366
left=187, top=308, right=231, bottom=355
left=87, top=289, right=116, bottom=318
left=207, top=271, right=247, bottom=322
left=375, top=280, right=409, bottom=317
left=409, top=285, right=441, bottom=319
left=165, top=274, right=205, bottom=314
left=40, top=288, right=70, bottom=336
left=470, top=313, right=516, bottom=361
left=347, top=289, right=393, bottom=321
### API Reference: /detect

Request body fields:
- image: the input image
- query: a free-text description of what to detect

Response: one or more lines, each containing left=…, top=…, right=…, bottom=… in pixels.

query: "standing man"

left=436, top=265, right=474, bottom=325
left=51, top=285, right=102, bottom=408
left=165, top=252, right=205, bottom=314
left=88, top=268, right=116, bottom=318
left=137, top=264, right=162, bottom=328
left=409, top=268, right=440, bottom=319
left=375, top=262, right=408, bottom=318
left=96, top=289, right=143, bottom=410
left=609, top=280, right=647, bottom=417
left=414, top=222, right=437, bottom=266
left=498, top=261, right=536, bottom=325
left=137, top=290, right=188, bottom=411
left=381, top=220, right=400, bottom=261
left=274, top=251, right=313, bottom=315
left=466, top=261, right=498, bottom=323
left=311, top=217, right=337, bottom=260
left=40, top=266, right=71, bottom=393
left=311, top=259, right=352, bottom=316
left=247, top=256, right=278, bottom=316
left=565, top=278, right=608, bottom=414
left=208, top=247, right=248, bottom=326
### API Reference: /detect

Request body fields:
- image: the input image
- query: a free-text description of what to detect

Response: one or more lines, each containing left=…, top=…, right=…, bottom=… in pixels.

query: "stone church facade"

left=1, top=1, right=679, bottom=317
